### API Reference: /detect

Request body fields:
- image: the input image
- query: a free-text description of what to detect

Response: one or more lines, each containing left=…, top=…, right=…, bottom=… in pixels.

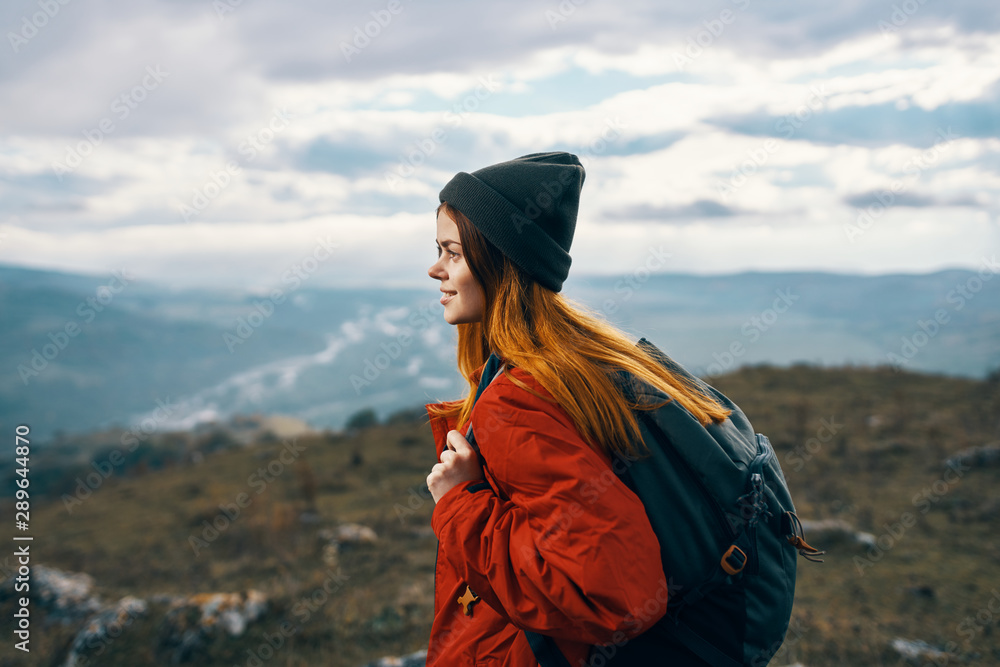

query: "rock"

left=318, top=523, right=379, bottom=546
left=337, top=523, right=378, bottom=544
left=2, top=565, right=150, bottom=667
left=62, top=596, right=148, bottom=667
left=3, top=564, right=270, bottom=666
left=891, top=637, right=951, bottom=663
left=409, top=526, right=436, bottom=540
left=904, top=585, right=936, bottom=600
left=30, top=564, right=103, bottom=625
left=317, top=523, right=379, bottom=564
left=157, top=590, right=268, bottom=663
left=363, top=650, right=427, bottom=666
left=193, top=413, right=313, bottom=447
left=945, top=443, right=1000, bottom=470
left=299, top=509, right=323, bottom=524
left=166, top=590, right=268, bottom=637
left=798, top=518, right=876, bottom=549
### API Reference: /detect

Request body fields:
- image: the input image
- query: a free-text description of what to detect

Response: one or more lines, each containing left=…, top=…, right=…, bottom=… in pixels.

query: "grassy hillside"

left=1, top=363, right=998, bottom=666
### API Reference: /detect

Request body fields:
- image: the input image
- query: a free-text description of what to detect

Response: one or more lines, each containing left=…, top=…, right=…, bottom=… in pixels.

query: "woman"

left=423, top=152, right=731, bottom=666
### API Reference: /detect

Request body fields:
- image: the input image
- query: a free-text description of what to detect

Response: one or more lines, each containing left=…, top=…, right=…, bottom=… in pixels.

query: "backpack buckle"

left=721, top=544, right=747, bottom=575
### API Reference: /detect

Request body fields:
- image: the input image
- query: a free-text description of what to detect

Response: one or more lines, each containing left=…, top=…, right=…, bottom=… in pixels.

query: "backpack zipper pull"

left=784, top=511, right=826, bottom=562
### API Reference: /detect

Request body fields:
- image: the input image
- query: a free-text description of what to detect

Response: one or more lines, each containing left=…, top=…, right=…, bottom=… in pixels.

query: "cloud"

left=298, top=136, right=398, bottom=178
left=710, top=95, right=1000, bottom=148
left=843, top=190, right=981, bottom=208
left=613, top=200, right=742, bottom=221
left=0, top=0, right=998, bottom=288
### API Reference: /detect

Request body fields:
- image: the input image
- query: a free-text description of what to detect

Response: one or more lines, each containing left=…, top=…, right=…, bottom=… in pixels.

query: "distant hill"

left=1, top=263, right=998, bottom=442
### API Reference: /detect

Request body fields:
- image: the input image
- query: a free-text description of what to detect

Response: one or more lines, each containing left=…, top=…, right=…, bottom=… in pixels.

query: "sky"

left=1, top=0, right=998, bottom=292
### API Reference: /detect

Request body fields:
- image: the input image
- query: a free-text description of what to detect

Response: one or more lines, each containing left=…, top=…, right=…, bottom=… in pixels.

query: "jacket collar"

left=425, top=399, right=462, bottom=456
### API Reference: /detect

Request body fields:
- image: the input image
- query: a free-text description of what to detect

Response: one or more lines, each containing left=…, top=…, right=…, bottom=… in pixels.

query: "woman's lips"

left=440, top=291, right=456, bottom=305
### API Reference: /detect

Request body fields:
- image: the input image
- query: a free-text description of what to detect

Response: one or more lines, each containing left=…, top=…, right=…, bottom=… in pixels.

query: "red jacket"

left=425, top=363, right=669, bottom=666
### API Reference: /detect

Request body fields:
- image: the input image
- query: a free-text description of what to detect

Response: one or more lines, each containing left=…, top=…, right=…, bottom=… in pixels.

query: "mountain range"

left=2, top=263, right=997, bottom=442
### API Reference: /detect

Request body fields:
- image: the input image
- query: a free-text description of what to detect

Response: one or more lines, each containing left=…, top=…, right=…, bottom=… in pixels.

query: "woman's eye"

left=436, top=244, right=459, bottom=259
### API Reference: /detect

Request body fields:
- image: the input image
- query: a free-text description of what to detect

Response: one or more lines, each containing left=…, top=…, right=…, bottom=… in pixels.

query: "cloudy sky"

left=1, top=0, right=998, bottom=291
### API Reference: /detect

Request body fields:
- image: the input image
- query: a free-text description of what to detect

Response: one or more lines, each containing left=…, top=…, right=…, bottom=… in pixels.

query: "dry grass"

left=1, top=363, right=998, bottom=666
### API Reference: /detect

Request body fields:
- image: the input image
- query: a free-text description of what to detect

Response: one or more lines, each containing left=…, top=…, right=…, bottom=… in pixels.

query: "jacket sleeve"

left=431, top=377, right=669, bottom=645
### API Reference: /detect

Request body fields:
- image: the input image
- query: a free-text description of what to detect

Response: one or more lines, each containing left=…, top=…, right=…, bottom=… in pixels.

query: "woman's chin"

left=443, top=309, right=482, bottom=325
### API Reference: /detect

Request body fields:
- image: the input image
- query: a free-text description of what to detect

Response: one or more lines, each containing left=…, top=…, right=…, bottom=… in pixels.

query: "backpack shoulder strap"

left=524, top=631, right=574, bottom=667
left=474, top=352, right=505, bottom=403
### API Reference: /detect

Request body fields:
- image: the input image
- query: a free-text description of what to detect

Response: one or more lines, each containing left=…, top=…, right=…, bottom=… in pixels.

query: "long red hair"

left=428, top=201, right=731, bottom=458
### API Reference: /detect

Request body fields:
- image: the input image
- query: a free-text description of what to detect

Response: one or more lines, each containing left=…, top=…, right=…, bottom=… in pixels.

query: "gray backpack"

left=468, top=338, right=823, bottom=667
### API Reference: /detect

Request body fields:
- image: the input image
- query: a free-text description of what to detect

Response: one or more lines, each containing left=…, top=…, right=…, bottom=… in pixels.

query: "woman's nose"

left=428, top=258, right=445, bottom=280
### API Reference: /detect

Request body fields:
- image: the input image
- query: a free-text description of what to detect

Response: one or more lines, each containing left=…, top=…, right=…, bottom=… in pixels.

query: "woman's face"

left=429, top=209, right=485, bottom=325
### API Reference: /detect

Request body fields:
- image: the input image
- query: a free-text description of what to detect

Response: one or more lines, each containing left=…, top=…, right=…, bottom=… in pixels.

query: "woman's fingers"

left=428, top=430, right=485, bottom=504
left=445, top=429, right=474, bottom=455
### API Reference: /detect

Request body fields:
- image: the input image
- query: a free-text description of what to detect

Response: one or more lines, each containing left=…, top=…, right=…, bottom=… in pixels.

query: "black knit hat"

left=439, top=151, right=585, bottom=292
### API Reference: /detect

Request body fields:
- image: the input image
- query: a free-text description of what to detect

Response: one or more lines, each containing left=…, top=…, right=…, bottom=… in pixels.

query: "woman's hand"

left=427, top=429, right=484, bottom=503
